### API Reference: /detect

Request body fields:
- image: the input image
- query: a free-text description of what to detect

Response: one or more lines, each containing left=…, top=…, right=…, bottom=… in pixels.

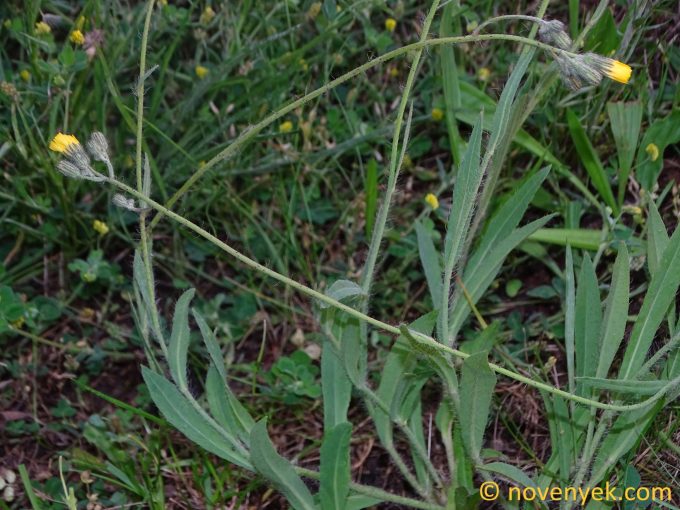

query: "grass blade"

left=567, top=108, right=617, bottom=213
left=647, top=201, right=669, bottom=276
left=565, top=246, right=576, bottom=396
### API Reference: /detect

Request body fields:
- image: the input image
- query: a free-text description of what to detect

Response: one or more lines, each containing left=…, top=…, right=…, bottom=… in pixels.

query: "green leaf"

left=141, top=367, right=251, bottom=469
left=596, top=244, right=629, bottom=379
left=319, top=422, right=352, bottom=510
left=195, top=310, right=254, bottom=442
left=567, top=109, right=617, bottom=213
left=528, top=227, right=602, bottom=250
left=647, top=201, right=669, bottom=276
left=575, top=254, right=602, bottom=385
left=565, top=246, right=576, bottom=395
left=168, top=288, right=196, bottom=390
left=321, top=279, right=365, bottom=309
left=590, top=402, right=660, bottom=485
left=250, top=420, right=316, bottom=510
left=459, top=351, right=496, bottom=461
left=346, top=495, right=383, bottom=510
left=606, top=101, right=642, bottom=203
left=443, top=115, right=483, bottom=271
left=321, top=335, right=352, bottom=430
left=415, top=220, right=442, bottom=307
left=479, top=462, right=536, bottom=489
left=577, top=377, right=667, bottom=395
left=636, top=110, right=680, bottom=190
left=449, top=215, right=555, bottom=339
left=619, top=223, right=680, bottom=379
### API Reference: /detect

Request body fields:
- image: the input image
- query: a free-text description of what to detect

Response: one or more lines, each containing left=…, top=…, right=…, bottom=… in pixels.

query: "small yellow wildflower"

left=431, top=108, right=444, bottom=122
left=20, top=70, right=31, bottom=82
left=307, top=2, right=322, bottom=19
left=478, top=67, right=490, bottom=81
left=70, top=29, right=85, bottom=45
left=11, top=317, right=25, bottom=329
left=195, top=65, right=209, bottom=79
left=645, top=143, right=659, bottom=162
left=299, top=58, right=308, bottom=72
left=601, top=59, right=632, bottom=84
left=200, top=6, right=216, bottom=24
left=35, top=21, right=51, bottom=35
left=279, top=121, right=294, bottom=134
left=389, top=66, right=399, bottom=78
left=93, top=220, right=109, bottom=236
left=385, top=18, right=397, bottom=32
left=49, top=133, right=80, bottom=153
left=425, top=193, right=439, bottom=210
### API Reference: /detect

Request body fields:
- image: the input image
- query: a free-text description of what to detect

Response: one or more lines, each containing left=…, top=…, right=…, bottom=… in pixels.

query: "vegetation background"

left=0, top=0, right=679, bottom=508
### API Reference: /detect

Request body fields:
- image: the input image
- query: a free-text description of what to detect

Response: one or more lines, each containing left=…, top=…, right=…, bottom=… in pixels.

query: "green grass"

left=1, top=0, right=680, bottom=508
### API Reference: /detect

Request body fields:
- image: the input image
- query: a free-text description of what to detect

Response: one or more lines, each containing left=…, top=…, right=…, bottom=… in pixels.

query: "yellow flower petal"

left=425, top=193, right=439, bottom=210
left=35, top=21, right=51, bottom=34
left=279, top=120, right=294, bottom=133
left=195, top=65, right=209, bottom=79
left=645, top=143, right=659, bottom=162
left=70, top=29, right=85, bottom=45
left=385, top=18, right=397, bottom=32
left=93, top=220, right=109, bottom=236
left=604, top=59, right=632, bottom=84
left=49, top=133, right=80, bottom=153
left=431, top=108, right=444, bottom=122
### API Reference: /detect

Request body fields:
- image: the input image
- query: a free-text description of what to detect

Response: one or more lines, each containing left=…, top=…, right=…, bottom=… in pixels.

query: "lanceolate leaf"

left=195, top=310, right=255, bottom=441
left=575, top=254, right=602, bottom=385
left=321, top=336, right=352, bottom=430
left=619, top=224, right=680, bottom=379
left=168, top=288, right=196, bottom=390
left=479, top=462, right=536, bottom=489
left=596, top=245, right=630, bottom=379
left=647, top=201, right=669, bottom=276
left=415, top=220, right=442, bottom=307
left=448, top=215, right=555, bottom=340
left=142, top=367, right=251, bottom=470
left=250, top=420, right=316, bottom=510
left=319, top=422, right=352, bottom=510
left=606, top=101, right=642, bottom=203
left=459, top=351, right=496, bottom=462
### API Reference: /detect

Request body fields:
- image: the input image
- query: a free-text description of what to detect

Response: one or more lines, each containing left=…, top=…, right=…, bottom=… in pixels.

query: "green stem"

left=135, top=0, right=167, bottom=359
left=108, top=178, right=680, bottom=413
left=148, top=33, right=573, bottom=229
left=360, top=0, right=441, bottom=297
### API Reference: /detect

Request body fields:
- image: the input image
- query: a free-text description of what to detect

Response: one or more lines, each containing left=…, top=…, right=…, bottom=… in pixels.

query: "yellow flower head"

left=477, top=67, right=491, bottom=81
left=307, top=2, right=322, bottom=19
left=602, top=59, right=632, bottom=84
left=195, top=65, right=209, bottom=79
left=200, top=6, right=216, bottom=24
left=70, top=29, right=85, bottom=45
left=49, top=133, right=80, bottom=153
left=645, top=143, right=659, bottom=162
left=385, top=18, right=397, bottom=32
left=20, top=70, right=31, bottom=82
left=279, top=120, right=294, bottom=133
left=35, top=21, right=51, bottom=35
left=431, top=108, right=444, bottom=122
left=93, top=220, right=109, bottom=236
left=425, top=193, right=439, bottom=210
